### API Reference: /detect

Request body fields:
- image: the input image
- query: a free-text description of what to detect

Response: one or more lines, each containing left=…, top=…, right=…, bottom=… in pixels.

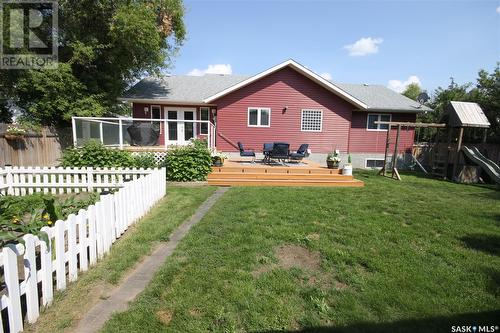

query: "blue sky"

left=170, top=0, right=500, bottom=93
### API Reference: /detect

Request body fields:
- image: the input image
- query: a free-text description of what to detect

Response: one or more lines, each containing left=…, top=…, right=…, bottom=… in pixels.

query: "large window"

left=301, top=109, right=323, bottom=132
left=367, top=114, right=391, bottom=131
left=248, top=107, right=270, bottom=127
left=200, top=107, right=209, bottom=134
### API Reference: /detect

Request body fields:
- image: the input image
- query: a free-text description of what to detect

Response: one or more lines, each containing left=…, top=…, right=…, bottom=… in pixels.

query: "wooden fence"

left=0, top=124, right=71, bottom=167
left=0, top=167, right=166, bottom=332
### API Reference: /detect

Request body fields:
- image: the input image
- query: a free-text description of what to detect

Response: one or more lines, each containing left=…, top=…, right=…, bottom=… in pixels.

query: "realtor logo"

left=0, top=0, right=58, bottom=69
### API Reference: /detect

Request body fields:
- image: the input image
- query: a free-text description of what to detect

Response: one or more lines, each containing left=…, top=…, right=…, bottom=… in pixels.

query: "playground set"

left=377, top=101, right=500, bottom=185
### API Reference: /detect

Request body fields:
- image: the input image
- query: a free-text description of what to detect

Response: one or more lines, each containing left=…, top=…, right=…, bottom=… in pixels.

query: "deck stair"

left=208, top=161, right=364, bottom=187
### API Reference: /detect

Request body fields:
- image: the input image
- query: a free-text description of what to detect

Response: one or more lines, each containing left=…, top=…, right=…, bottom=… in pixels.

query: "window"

left=367, top=114, right=391, bottom=131
left=151, top=105, right=161, bottom=119
left=248, top=107, right=271, bottom=127
left=365, top=159, right=385, bottom=168
left=301, top=109, right=323, bottom=132
left=200, top=107, right=209, bottom=134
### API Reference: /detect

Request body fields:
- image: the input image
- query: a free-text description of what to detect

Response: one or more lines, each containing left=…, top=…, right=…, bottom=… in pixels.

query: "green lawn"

left=102, top=171, right=500, bottom=333
left=28, top=186, right=216, bottom=333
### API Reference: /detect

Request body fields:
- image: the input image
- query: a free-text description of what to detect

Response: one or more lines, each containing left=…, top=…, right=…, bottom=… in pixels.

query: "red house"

left=121, top=60, right=431, bottom=168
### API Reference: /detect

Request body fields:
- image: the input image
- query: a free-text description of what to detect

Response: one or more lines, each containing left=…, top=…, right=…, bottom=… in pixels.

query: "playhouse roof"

left=443, top=101, right=490, bottom=128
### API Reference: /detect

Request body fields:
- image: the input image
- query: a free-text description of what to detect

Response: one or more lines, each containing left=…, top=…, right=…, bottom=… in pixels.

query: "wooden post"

left=379, top=125, right=391, bottom=177
left=452, top=127, right=464, bottom=180
left=391, top=124, right=402, bottom=180
left=99, top=121, right=104, bottom=144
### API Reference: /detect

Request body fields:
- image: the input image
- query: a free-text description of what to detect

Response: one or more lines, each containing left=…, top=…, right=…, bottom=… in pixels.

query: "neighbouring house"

left=116, top=59, right=432, bottom=168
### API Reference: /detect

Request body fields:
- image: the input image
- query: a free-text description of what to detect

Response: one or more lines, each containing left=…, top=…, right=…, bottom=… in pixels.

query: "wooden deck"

left=208, top=160, right=364, bottom=187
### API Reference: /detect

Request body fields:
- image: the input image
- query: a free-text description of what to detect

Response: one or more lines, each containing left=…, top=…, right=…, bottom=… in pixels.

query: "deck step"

left=207, top=178, right=364, bottom=187
left=207, top=172, right=353, bottom=180
left=211, top=166, right=343, bottom=175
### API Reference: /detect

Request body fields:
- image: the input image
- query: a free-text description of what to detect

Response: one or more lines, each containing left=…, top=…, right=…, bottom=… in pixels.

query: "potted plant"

left=343, top=154, right=353, bottom=176
left=212, top=151, right=227, bottom=167
left=4, top=124, right=27, bottom=140
left=326, top=150, right=341, bottom=169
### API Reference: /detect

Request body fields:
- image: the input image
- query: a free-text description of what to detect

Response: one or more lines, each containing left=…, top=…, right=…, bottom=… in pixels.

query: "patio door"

left=165, top=108, right=196, bottom=145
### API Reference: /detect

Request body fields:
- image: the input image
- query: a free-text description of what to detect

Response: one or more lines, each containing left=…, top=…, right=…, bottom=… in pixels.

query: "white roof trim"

left=118, top=97, right=216, bottom=106
left=202, top=59, right=368, bottom=110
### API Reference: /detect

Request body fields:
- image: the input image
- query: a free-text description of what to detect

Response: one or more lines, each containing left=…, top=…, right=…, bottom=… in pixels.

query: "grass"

left=27, top=186, right=216, bottom=333
left=101, top=171, right=500, bottom=333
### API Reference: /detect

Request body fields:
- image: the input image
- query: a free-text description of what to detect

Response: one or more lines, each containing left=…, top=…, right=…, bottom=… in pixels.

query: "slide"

left=461, top=146, right=500, bottom=184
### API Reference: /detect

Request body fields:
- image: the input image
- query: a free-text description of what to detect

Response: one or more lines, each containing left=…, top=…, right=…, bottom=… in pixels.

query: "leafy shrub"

left=0, top=192, right=100, bottom=246
left=133, top=153, right=160, bottom=169
left=61, top=140, right=135, bottom=168
left=163, top=144, right=212, bottom=181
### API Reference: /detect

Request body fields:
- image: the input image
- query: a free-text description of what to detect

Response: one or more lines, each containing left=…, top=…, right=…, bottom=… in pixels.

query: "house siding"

left=213, top=67, right=355, bottom=154
left=349, top=112, right=416, bottom=154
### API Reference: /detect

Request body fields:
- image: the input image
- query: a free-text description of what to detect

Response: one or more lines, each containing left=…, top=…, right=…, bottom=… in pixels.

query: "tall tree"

left=402, top=83, right=421, bottom=101
left=0, top=0, right=185, bottom=126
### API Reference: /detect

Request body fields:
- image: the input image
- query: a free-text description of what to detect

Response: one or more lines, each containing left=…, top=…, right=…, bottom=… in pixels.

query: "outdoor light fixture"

left=144, top=107, right=149, bottom=114
left=283, top=106, right=288, bottom=113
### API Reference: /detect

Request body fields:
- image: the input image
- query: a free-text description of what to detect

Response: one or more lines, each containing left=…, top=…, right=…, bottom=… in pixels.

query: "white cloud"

left=320, top=72, right=332, bottom=80
left=387, top=75, right=421, bottom=93
left=497, top=6, right=500, bottom=13
left=344, top=37, right=383, bottom=56
left=188, top=64, right=232, bottom=76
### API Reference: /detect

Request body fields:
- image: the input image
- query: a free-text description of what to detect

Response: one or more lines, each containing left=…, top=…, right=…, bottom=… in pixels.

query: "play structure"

left=377, top=101, right=499, bottom=184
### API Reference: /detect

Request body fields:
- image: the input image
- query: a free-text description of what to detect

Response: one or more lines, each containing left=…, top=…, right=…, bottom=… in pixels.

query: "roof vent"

left=363, top=83, right=369, bottom=86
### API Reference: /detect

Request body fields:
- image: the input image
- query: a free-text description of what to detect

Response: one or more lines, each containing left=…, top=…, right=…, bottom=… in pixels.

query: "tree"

left=417, top=65, right=500, bottom=143
left=402, top=83, right=421, bottom=101
left=0, top=0, right=186, bottom=126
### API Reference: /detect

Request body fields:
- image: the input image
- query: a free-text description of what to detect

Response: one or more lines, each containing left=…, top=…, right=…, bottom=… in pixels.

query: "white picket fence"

left=0, top=166, right=157, bottom=196
left=0, top=167, right=167, bottom=332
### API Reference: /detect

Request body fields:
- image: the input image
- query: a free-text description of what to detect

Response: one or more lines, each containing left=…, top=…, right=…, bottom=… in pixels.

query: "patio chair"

left=289, top=144, right=309, bottom=161
left=267, top=142, right=290, bottom=164
left=263, top=143, right=274, bottom=163
left=237, top=142, right=256, bottom=162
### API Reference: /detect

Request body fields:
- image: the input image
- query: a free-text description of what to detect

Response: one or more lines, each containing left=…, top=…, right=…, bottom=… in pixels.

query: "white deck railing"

left=0, top=167, right=166, bottom=332
left=71, top=116, right=216, bottom=150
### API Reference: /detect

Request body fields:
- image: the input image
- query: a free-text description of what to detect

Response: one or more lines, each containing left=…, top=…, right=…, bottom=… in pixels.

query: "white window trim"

left=200, top=107, right=210, bottom=135
left=364, top=158, right=386, bottom=169
left=366, top=113, right=392, bottom=131
left=301, top=109, right=323, bottom=132
left=247, top=107, right=271, bottom=128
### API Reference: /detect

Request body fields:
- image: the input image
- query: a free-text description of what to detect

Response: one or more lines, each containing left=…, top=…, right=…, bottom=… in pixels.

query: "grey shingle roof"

left=335, top=83, right=432, bottom=112
left=123, top=74, right=250, bottom=102
left=123, top=74, right=432, bottom=113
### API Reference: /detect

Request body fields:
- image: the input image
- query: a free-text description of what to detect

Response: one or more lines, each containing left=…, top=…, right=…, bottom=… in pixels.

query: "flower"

left=42, top=213, right=49, bottom=219
left=47, top=221, right=53, bottom=226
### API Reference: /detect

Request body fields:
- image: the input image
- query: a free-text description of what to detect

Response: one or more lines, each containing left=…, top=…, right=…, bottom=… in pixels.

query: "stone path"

left=75, top=187, right=228, bottom=333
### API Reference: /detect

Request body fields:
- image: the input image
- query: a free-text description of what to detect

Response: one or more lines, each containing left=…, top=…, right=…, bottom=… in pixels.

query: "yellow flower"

left=43, top=213, right=49, bottom=219
left=47, top=220, right=53, bottom=225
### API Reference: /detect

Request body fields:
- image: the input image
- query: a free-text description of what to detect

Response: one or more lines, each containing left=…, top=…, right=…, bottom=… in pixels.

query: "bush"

left=133, top=153, right=160, bottom=169
left=0, top=192, right=100, bottom=247
left=163, top=144, right=212, bottom=181
left=61, top=140, right=135, bottom=168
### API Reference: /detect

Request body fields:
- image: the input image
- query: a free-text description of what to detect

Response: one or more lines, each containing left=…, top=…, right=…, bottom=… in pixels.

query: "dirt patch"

left=156, top=310, right=173, bottom=325
left=275, top=245, right=321, bottom=271
left=252, top=245, right=321, bottom=277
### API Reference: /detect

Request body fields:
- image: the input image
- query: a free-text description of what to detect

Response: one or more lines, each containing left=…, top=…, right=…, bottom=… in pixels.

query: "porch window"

left=248, top=107, right=270, bottom=127
left=200, top=107, right=209, bottom=134
left=301, top=109, right=323, bottom=132
left=367, top=114, right=391, bottom=131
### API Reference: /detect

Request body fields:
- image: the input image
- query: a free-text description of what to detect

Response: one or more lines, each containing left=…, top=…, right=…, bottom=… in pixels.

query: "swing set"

left=375, top=121, right=446, bottom=180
